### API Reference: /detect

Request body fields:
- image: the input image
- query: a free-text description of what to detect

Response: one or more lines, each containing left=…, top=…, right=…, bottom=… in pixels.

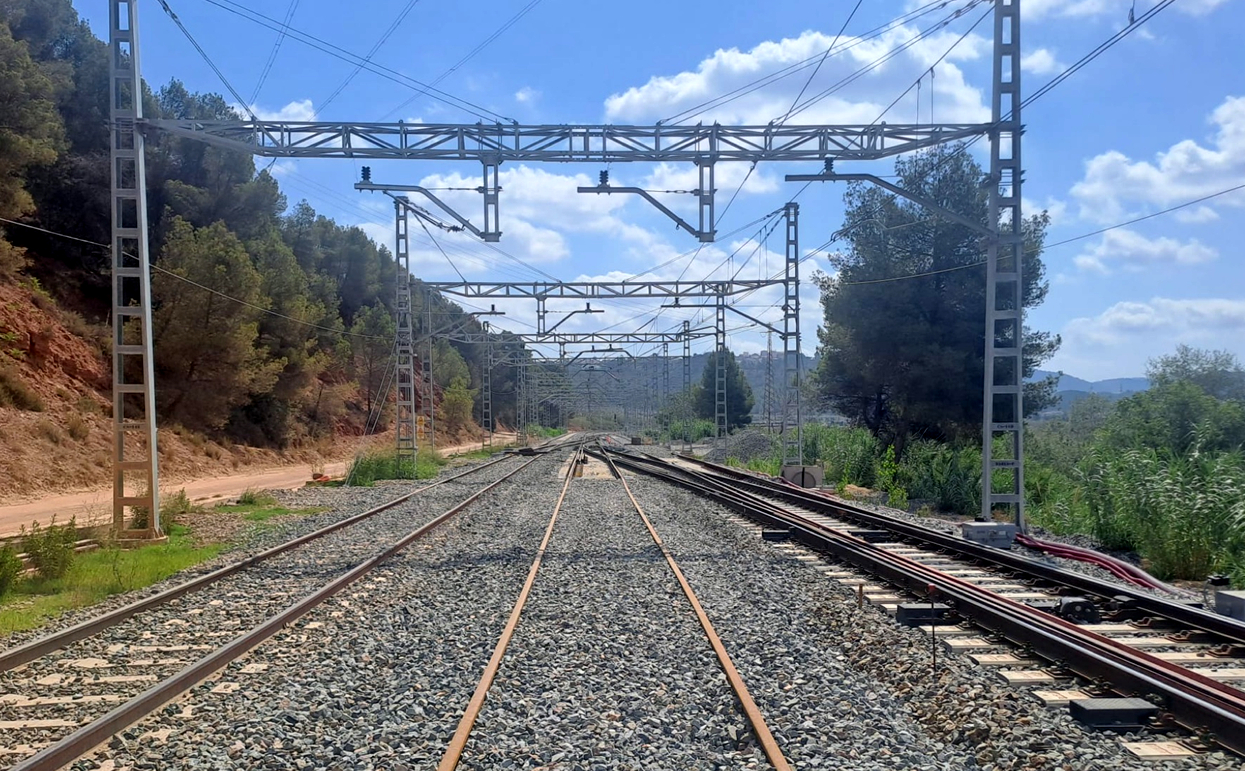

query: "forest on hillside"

left=0, top=0, right=524, bottom=447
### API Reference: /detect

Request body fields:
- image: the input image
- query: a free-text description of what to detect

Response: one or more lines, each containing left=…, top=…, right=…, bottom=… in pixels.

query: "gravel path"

left=70, top=451, right=572, bottom=770
left=458, top=476, right=767, bottom=770
left=626, top=476, right=1242, bottom=771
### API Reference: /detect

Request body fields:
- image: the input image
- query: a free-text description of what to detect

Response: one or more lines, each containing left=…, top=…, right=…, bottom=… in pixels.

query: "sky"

left=76, top=0, right=1245, bottom=380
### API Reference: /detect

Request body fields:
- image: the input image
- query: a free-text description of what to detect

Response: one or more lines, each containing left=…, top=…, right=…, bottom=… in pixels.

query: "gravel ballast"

left=625, top=475, right=1241, bottom=771
left=69, top=451, right=571, bottom=769
left=458, top=474, right=767, bottom=770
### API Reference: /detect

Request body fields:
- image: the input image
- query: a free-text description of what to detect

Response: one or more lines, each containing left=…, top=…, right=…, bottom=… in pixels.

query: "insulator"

left=599, top=170, right=609, bottom=186
left=361, top=166, right=372, bottom=181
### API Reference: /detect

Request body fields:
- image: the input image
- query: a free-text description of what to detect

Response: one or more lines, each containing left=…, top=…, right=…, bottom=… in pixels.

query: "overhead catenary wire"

left=248, top=0, right=300, bottom=106
left=775, top=0, right=864, bottom=126
left=155, top=0, right=260, bottom=122
left=197, top=0, right=513, bottom=122
left=319, top=0, right=425, bottom=113
left=379, top=0, right=544, bottom=121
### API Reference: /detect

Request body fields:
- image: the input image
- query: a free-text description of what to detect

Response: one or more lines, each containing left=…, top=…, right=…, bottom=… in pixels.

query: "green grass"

left=346, top=449, right=446, bottom=486
left=212, top=502, right=325, bottom=523
left=0, top=524, right=223, bottom=635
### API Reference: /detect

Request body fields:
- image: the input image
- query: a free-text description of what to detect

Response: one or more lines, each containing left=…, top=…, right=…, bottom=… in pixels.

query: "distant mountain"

left=1032, top=370, right=1149, bottom=395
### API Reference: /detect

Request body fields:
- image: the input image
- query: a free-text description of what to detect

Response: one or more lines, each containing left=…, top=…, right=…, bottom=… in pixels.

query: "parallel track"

left=2, top=448, right=562, bottom=771
left=599, top=447, right=1245, bottom=756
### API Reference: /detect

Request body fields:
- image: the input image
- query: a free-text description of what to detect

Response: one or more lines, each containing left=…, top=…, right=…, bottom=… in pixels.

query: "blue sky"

left=78, top=0, right=1244, bottom=379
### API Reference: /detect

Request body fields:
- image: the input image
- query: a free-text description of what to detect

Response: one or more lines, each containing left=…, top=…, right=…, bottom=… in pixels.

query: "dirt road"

left=0, top=435, right=513, bottom=536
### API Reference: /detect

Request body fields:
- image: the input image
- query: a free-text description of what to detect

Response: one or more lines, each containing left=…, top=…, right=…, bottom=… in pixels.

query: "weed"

left=24, top=277, right=54, bottom=311
left=161, top=489, right=201, bottom=523
left=66, top=414, right=90, bottom=441
left=347, top=449, right=445, bottom=486
left=0, top=546, right=22, bottom=597
left=0, top=365, right=43, bottom=411
left=237, top=489, right=277, bottom=507
left=20, top=517, right=77, bottom=580
left=35, top=420, right=63, bottom=445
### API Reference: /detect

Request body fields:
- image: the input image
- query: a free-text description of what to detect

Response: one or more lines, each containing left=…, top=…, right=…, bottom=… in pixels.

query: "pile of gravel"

left=702, top=430, right=777, bottom=464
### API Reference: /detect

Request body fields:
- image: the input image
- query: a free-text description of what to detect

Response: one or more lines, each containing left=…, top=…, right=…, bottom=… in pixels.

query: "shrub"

left=237, top=489, right=277, bottom=507
left=346, top=450, right=444, bottom=486
left=804, top=425, right=878, bottom=488
left=0, top=546, right=22, bottom=596
left=0, top=366, right=43, bottom=411
left=21, top=517, right=78, bottom=580
left=161, top=489, right=201, bottom=522
left=66, top=414, right=90, bottom=441
left=36, top=420, right=63, bottom=445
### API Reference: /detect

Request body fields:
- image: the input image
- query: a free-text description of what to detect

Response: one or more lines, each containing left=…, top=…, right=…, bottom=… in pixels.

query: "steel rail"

left=0, top=454, right=518, bottom=673
left=602, top=449, right=1245, bottom=755
left=679, top=455, right=1245, bottom=647
left=436, top=444, right=583, bottom=770
left=596, top=448, right=794, bottom=771
left=9, top=451, right=552, bottom=771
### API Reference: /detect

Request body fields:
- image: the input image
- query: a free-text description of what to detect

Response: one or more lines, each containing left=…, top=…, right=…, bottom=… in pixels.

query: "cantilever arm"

left=577, top=185, right=710, bottom=241
left=356, top=182, right=493, bottom=240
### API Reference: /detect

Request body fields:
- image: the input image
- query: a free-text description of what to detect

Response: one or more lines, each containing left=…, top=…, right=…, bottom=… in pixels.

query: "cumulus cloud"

left=1071, top=95, right=1245, bottom=223
left=515, top=86, right=540, bottom=104
left=602, top=25, right=990, bottom=125
left=1053, top=296, right=1245, bottom=378
left=1020, top=48, right=1064, bottom=75
left=238, top=99, right=317, bottom=121
left=1073, top=229, right=1217, bottom=273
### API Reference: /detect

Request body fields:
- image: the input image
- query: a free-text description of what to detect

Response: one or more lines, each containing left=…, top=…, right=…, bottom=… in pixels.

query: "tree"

left=695, top=348, right=754, bottom=432
left=150, top=218, right=282, bottom=430
left=811, top=146, right=1059, bottom=452
left=349, top=303, right=395, bottom=418
left=432, top=338, right=470, bottom=389
left=1100, top=381, right=1245, bottom=457
left=0, top=16, right=64, bottom=276
left=1147, top=345, right=1245, bottom=402
left=441, top=377, right=475, bottom=433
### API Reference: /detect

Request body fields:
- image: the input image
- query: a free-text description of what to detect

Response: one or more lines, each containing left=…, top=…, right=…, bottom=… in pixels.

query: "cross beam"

left=423, top=280, right=780, bottom=299
left=443, top=331, right=714, bottom=345
left=142, top=121, right=988, bottom=162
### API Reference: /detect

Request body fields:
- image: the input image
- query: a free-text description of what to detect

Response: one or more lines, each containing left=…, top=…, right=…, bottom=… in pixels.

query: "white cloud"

left=1053, top=296, right=1245, bottom=378
left=1071, top=95, right=1245, bottom=223
left=1174, top=205, right=1220, bottom=224
left=1073, top=228, right=1217, bottom=273
left=1020, top=48, right=1064, bottom=76
left=515, top=87, right=541, bottom=104
left=603, top=26, right=990, bottom=125
left=1023, top=196, right=1068, bottom=226
left=1025, top=0, right=1229, bottom=21
left=240, top=99, right=317, bottom=121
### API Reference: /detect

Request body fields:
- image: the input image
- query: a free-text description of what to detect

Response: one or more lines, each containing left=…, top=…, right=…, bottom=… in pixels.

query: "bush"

left=237, top=489, right=276, bottom=507
left=902, top=440, right=981, bottom=517
left=803, top=425, right=879, bottom=489
left=161, top=489, right=202, bottom=522
left=0, top=546, right=23, bottom=596
left=66, top=414, right=90, bottom=441
left=346, top=450, right=444, bottom=486
left=0, top=366, right=44, bottom=411
left=21, top=517, right=77, bottom=580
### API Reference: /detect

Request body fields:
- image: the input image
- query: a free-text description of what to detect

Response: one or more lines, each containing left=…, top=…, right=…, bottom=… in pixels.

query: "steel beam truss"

left=781, top=203, right=803, bottom=466
left=109, top=0, right=160, bottom=537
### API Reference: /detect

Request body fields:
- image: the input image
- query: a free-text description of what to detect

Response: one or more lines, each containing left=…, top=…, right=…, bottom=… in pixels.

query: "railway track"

left=600, top=446, right=1245, bottom=758
left=0, top=444, right=570, bottom=770
left=436, top=442, right=791, bottom=769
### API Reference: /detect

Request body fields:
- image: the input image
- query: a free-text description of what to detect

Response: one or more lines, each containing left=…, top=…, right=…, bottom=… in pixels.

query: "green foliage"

left=0, top=14, right=65, bottom=273
left=526, top=425, right=566, bottom=439
left=1075, top=446, right=1245, bottom=581
left=811, top=146, right=1059, bottom=448
left=803, top=424, right=879, bottom=489
left=432, top=339, right=471, bottom=389
left=1099, top=381, right=1245, bottom=456
left=0, top=364, right=43, bottom=410
left=20, top=516, right=76, bottom=580
left=665, top=418, right=716, bottom=443
left=346, top=450, right=445, bottom=486
left=0, top=545, right=22, bottom=597
left=694, top=348, right=754, bottom=432
left=349, top=302, right=396, bottom=419
left=237, top=489, right=277, bottom=507
left=1147, top=344, right=1245, bottom=401
left=151, top=218, right=283, bottom=430
left=901, top=440, right=982, bottom=516
left=0, top=525, right=223, bottom=634
left=442, top=377, right=475, bottom=433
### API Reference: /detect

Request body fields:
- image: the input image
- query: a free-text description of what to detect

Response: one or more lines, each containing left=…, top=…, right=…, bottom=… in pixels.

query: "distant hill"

left=1032, top=370, right=1149, bottom=395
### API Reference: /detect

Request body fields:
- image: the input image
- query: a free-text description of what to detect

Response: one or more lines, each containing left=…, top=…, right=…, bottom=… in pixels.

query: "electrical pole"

left=109, top=0, right=160, bottom=538
left=393, top=201, right=417, bottom=475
